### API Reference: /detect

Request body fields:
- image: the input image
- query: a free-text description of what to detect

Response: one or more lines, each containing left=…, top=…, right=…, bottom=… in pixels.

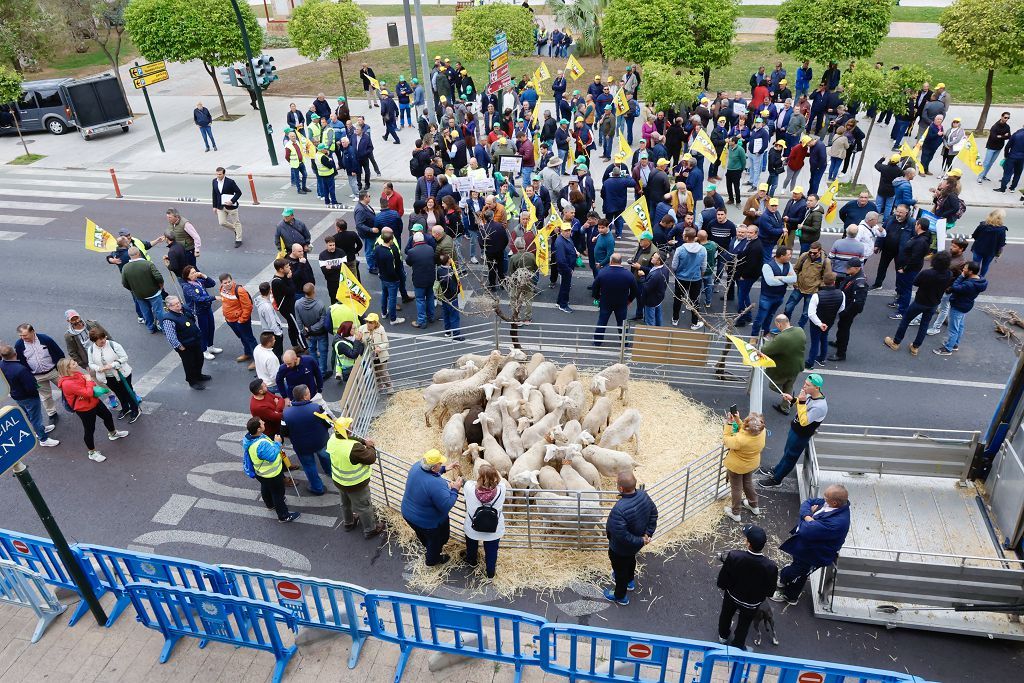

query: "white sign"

left=452, top=176, right=474, bottom=193
left=472, top=179, right=495, bottom=193
left=499, top=155, right=523, bottom=174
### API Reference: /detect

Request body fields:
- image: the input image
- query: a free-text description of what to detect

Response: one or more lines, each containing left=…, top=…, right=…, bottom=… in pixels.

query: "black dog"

left=751, top=602, right=779, bottom=646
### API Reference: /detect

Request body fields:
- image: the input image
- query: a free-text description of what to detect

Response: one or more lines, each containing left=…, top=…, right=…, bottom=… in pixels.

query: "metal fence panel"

left=701, top=649, right=926, bottom=683
left=0, top=559, right=66, bottom=643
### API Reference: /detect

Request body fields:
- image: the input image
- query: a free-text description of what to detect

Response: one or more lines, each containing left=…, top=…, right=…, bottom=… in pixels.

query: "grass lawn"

left=276, top=38, right=1024, bottom=104
left=34, top=39, right=136, bottom=80
left=8, top=153, right=46, bottom=165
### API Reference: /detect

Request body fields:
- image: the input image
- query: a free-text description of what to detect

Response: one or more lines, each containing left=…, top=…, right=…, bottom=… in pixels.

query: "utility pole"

left=402, top=0, right=417, bottom=80
left=412, top=0, right=435, bottom=124
left=229, top=0, right=278, bottom=166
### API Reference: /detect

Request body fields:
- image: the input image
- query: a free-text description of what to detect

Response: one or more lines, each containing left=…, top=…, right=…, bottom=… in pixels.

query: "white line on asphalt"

left=0, top=177, right=122, bottom=190
left=130, top=529, right=312, bottom=571
left=0, top=231, right=25, bottom=240
left=198, top=409, right=251, bottom=427
left=193, top=497, right=338, bottom=527
left=0, top=167, right=150, bottom=180
left=0, top=200, right=78, bottom=212
left=817, top=369, right=1003, bottom=389
left=0, top=214, right=54, bottom=225
left=110, top=195, right=337, bottom=211
left=0, top=188, right=107, bottom=200
left=151, top=494, right=198, bottom=525
left=139, top=401, right=161, bottom=414
left=134, top=213, right=338, bottom=397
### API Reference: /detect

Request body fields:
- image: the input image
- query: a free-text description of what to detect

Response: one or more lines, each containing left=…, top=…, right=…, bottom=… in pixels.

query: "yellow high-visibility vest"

left=328, top=436, right=370, bottom=487
left=247, top=437, right=283, bottom=478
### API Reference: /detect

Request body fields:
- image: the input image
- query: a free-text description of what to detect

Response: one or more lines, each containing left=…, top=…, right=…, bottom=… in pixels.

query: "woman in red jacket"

left=56, top=358, right=128, bottom=463
left=783, top=137, right=809, bottom=192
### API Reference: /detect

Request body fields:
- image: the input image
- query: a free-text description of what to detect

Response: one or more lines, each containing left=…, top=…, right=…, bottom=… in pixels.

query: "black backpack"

left=470, top=500, right=499, bottom=533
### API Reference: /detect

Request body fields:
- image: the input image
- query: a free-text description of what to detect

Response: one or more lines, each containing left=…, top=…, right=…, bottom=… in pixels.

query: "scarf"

left=475, top=484, right=499, bottom=505
left=68, top=325, right=91, bottom=351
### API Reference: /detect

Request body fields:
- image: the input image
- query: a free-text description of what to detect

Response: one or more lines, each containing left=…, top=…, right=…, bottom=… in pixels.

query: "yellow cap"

left=700, top=97, right=709, bottom=104
left=775, top=139, right=787, bottom=148
left=595, top=75, right=601, bottom=81
left=800, top=135, right=812, bottom=144
left=526, top=81, right=533, bottom=87
left=444, top=58, right=451, bottom=63
left=423, top=449, right=447, bottom=465
left=793, top=186, right=804, bottom=194
left=780, top=79, right=788, bottom=85
left=365, top=312, right=380, bottom=322
left=331, top=416, right=353, bottom=436
left=890, top=152, right=902, bottom=163
left=460, top=69, right=467, bottom=75
left=613, top=152, right=625, bottom=161
left=948, top=168, right=963, bottom=178
left=768, top=198, right=779, bottom=206
left=656, top=158, right=669, bottom=167
left=936, top=82, right=945, bottom=89
left=434, top=55, right=441, bottom=60
left=574, top=116, right=583, bottom=122
left=380, top=89, right=389, bottom=95
left=758, top=182, right=769, bottom=192
left=952, top=117, right=961, bottom=123
left=498, top=136, right=508, bottom=144
left=682, top=153, right=693, bottom=161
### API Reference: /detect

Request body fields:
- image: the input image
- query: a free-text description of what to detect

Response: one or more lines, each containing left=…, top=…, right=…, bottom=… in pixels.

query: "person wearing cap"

left=746, top=117, right=771, bottom=188
left=572, top=118, right=595, bottom=168
left=758, top=374, right=829, bottom=488
left=783, top=239, right=830, bottom=327
left=707, top=117, right=729, bottom=180
left=775, top=78, right=792, bottom=105
left=771, top=484, right=850, bottom=605
left=779, top=186, right=806, bottom=250
left=242, top=417, right=300, bottom=524
left=357, top=313, right=392, bottom=390
left=805, top=136, right=827, bottom=195
left=393, top=76, right=413, bottom=129
left=62, top=311, right=107, bottom=370
left=755, top=194, right=784, bottom=263
left=940, top=116, right=965, bottom=174
left=379, top=89, right=400, bottom=145
left=402, top=450, right=463, bottom=566
left=603, top=471, right=658, bottom=606
left=766, top=139, right=785, bottom=197
left=724, top=137, right=746, bottom=205
left=644, top=157, right=673, bottom=219
left=716, top=523, right=778, bottom=649
left=322, top=416, right=383, bottom=538
left=601, top=166, right=632, bottom=238
left=828, top=257, right=868, bottom=362
left=873, top=153, right=904, bottom=217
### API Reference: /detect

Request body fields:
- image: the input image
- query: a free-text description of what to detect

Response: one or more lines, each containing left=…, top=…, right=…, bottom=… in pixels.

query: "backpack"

left=470, top=500, right=499, bottom=533
left=241, top=444, right=257, bottom=479
left=410, top=155, right=423, bottom=178
left=955, top=197, right=967, bottom=220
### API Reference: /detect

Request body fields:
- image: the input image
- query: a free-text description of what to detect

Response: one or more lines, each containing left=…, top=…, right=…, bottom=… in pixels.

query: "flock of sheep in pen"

left=421, top=349, right=643, bottom=523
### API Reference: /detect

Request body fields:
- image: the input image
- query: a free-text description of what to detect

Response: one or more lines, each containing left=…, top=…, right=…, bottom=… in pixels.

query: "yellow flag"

left=900, top=142, right=924, bottom=173
left=820, top=179, right=840, bottom=223
left=566, top=54, right=585, bottom=81
left=958, top=133, right=984, bottom=175
left=689, top=128, right=716, bottom=161
left=536, top=222, right=555, bottom=275
left=531, top=98, right=541, bottom=126
left=85, top=218, right=117, bottom=252
left=719, top=146, right=729, bottom=167
left=727, top=335, right=776, bottom=368
left=276, top=236, right=287, bottom=259
left=336, top=263, right=372, bottom=315
left=367, top=75, right=380, bottom=92
left=537, top=61, right=551, bottom=82
left=613, top=88, right=629, bottom=117
left=620, top=196, right=652, bottom=239
left=618, top=131, right=632, bottom=159
left=526, top=193, right=538, bottom=230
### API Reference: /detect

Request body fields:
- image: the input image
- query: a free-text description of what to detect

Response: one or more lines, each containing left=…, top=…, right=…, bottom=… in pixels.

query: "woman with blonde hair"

left=463, top=462, right=506, bottom=579
left=56, top=358, right=128, bottom=463
left=970, top=208, right=1007, bottom=277
left=722, top=410, right=766, bottom=521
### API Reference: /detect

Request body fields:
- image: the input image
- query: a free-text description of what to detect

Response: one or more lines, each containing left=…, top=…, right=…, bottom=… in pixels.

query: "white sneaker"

left=108, top=430, right=129, bottom=441
left=44, top=424, right=56, bottom=433
left=39, top=438, right=60, bottom=447
left=208, top=347, right=223, bottom=354
left=391, top=317, right=406, bottom=324
left=690, top=321, right=705, bottom=331
left=925, top=328, right=941, bottom=336
left=723, top=506, right=742, bottom=522
left=470, top=256, right=480, bottom=264
left=203, top=352, right=216, bottom=360
left=741, top=499, right=762, bottom=516
left=671, top=318, right=679, bottom=326
left=88, top=451, right=107, bottom=462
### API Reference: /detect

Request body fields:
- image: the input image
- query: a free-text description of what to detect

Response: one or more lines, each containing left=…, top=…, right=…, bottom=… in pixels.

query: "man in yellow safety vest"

left=325, top=416, right=384, bottom=538
left=242, top=417, right=301, bottom=523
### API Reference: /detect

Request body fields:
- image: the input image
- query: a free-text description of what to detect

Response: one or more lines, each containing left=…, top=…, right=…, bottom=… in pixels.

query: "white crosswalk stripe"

left=0, top=200, right=78, bottom=212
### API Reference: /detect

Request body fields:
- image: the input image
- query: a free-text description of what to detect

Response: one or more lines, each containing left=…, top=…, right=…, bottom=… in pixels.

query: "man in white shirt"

left=14, top=324, right=63, bottom=418
left=254, top=282, right=286, bottom=359
left=253, top=331, right=281, bottom=393
left=212, top=167, right=244, bottom=248
left=853, top=211, right=883, bottom=261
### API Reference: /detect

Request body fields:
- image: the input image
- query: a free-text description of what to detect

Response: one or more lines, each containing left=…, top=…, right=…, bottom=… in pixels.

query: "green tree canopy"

left=125, top=0, right=263, bottom=117
left=638, top=62, right=701, bottom=111
left=288, top=0, right=370, bottom=99
left=775, top=0, right=891, bottom=64
left=0, top=0, right=57, bottom=72
left=938, top=0, right=1024, bottom=132
left=0, top=64, right=31, bottom=156
left=452, top=5, right=534, bottom=57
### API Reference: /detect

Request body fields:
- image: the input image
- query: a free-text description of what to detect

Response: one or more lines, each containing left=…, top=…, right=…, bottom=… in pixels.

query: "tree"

left=547, top=0, right=608, bottom=74
left=452, top=5, right=534, bottom=58
left=638, top=62, right=701, bottom=111
left=0, top=0, right=57, bottom=72
left=938, top=0, right=1024, bottom=133
left=61, top=0, right=131, bottom=103
left=0, top=65, right=32, bottom=157
left=687, top=0, right=739, bottom=89
left=775, top=0, right=891, bottom=64
left=842, top=62, right=929, bottom=184
left=288, top=0, right=370, bottom=100
left=125, top=0, right=262, bottom=119
left=603, top=0, right=693, bottom=66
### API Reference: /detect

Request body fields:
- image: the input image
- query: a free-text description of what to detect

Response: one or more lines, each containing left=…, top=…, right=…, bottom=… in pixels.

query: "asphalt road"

left=1, top=166, right=1023, bottom=680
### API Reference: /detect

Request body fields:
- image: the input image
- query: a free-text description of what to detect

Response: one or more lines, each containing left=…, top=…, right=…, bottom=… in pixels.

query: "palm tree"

left=546, top=0, right=609, bottom=77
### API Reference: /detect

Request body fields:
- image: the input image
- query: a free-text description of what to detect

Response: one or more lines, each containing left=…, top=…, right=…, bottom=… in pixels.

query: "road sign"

left=11, top=539, right=30, bottom=555
left=489, top=53, right=508, bottom=70
left=0, top=406, right=37, bottom=477
left=133, top=71, right=169, bottom=89
left=797, top=673, right=825, bottom=683
left=275, top=580, right=302, bottom=601
left=128, top=61, right=167, bottom=79
left=626, top=642, right=653, bottom=660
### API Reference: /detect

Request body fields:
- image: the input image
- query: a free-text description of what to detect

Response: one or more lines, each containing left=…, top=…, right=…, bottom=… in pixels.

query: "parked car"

left=0, top=74, right=132, bottom=140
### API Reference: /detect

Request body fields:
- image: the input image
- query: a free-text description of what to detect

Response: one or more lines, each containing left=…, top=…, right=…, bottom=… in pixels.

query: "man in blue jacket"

left=604, top=471, right=658, bottom=605
left=276, top=349, right=323, bottom=401
left=771, top=484, right=850, bottom=605
left=401, top=450, right=462, bottom=566
left=282, top=384, right=331, bottom=495
left=601, top=168, right=632, bottom=237
left=806, top=136, right=828, bottom=196
left=994, top=125, right=1024, bottom=193
left=592, top=254, right=638, bottom=346
left=1, top=344, right=59, bottom=445
left=354, top=191, right=379, bottom=274
left=554, top=224, right=578, bottom=313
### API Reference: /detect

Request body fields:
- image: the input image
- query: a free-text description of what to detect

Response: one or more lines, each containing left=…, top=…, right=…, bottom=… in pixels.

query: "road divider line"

left=0, top=231, right=26, bottom=240
left=193, top=497, right=338, bottom=527
left=817, top=369, right=1003, bottom=389
left=152, top=494, right=198, bottom=525
left=198, top=409, right=252, bottom=427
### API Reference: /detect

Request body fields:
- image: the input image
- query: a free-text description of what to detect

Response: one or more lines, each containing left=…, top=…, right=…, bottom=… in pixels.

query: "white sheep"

left=554, top=363, right=578, bottom=394
left=457, top=348, right=526, bottom=371
left=520, top=406, right=566, bottom=449
left=441, top=410, right=468, bottom=461
left=480, top=431, right=513, bottom=477
left=561, top=419, right=583, bottom=444
left=508, top=443, right=546, bottom=489
left=591, top=363, right=631, bottom=402
left=567, top=454, right=602, bottom=488
left=581, top=396, right=614, bottom=437
left=525, top=389, right=547, bottom=423
left=537, top=465, right=567, bottom=491
left=582, top=444, right=637, bottom=477
left=495, top=361, right=521, bottom=389
left=544, top=442, right=581, bottom=465
left=481, top=395, right=505, bottom=438
left=525, top=352, right=546, bottom=376
left=598, top=408, right=642, bottom=450
left=562, top=380, right=587, bottom=423
left=523, top=361, right=557, bottom=389
left=539, top=384, right=568, bottom=413
left=424, top=351, right=502, bottom=425
left=560, top=461, right=597, bottom=492
left=431, top=361, right=478, bottom=384
left=499, top=399, right=525, bottom=460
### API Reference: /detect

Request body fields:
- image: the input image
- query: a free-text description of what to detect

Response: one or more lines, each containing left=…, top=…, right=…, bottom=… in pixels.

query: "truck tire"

left=46, top=118, right=67, bottom=135
left=121, top=125, right=129, bottom=133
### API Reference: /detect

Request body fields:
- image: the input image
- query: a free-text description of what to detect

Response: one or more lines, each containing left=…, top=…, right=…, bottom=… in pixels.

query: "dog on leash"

left=751, top=602, right=779, bottom=646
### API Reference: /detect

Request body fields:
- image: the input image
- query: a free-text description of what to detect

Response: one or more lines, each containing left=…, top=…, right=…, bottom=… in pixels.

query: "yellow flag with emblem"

left=536, top=221, right=555, bottom=275
left=618, top=131, right=632, bottom=159
left=900, top=142, right=925, bottom=174
left=85, top=218, right=117, bottom=252
left=536, top=61, right=551, bottom=83
left=367, top=75, right=380, bottom=92
left=531, top=98, right=541, bottom=126
left=957, top=133, right=984, bottom=175
left=620, top=196, right=652, bottom=239
left=726, top=335, right=776, bottom=368
left=566, top=54, right=585, bottom=81
left=613, top=88, right=629, bottom=116
left=689, top=127, right=717, bottom=161
left=336, top=263, right=372, bottom=315
left=820, top=179, right=840, bottom=223
left=526, top=192, right=538, bottom=230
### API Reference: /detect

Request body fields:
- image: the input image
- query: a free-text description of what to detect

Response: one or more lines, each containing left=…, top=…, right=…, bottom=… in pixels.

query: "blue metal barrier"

left=125, top=582, right=299, bottom=683
left=219, top=564, right=370, bottom=669
left=539, top=623, right=723, bottom=683
left=76, top=544, right=229, bottom=627
left=702, top=648, right=928, bottom=683
left=364, top=590, right=546, bottom=683
left=0, top=528, right=99, bottom=626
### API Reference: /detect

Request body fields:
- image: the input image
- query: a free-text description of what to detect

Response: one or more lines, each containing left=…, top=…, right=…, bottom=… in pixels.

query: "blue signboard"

left=0, top=406, right=37, bottom=476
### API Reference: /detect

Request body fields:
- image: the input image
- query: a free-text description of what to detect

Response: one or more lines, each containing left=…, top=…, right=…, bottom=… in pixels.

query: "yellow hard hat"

left=793, top=186, right=805, bottom=195
left=948, top=168, right=963, bottom=178
left=757, top=182, right=769, bottom=192
left=423, top=449, right=447, bottom=466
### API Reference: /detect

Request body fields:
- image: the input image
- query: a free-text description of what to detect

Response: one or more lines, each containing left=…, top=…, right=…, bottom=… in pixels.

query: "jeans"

left=321, top=176, right=338, bottom=206
left=398, top=103, right=412, bottom=127
left=767, top=172, right=780, bottom=198
left=643, top=304, right=663, bottom=326
left=748, top=152, right=765, bottom=186
left=199, top=125, right=216, bottom=150
left=290, top=164, right=308, bottom=191
left=307, top=334, right=330, bottom=376
left=894, top=269, right=917, bottom=315
left=998, top=157, right=1024, bottom=190
left=702, top=273, right=714, bottom=306
left=406, top=517, right=451, bottom=566
left=875, top=195, right=894, bottom=218
left=893, top=301, right=935, bottom=347
left=414, top=286, right=435, bottom=326
left=608, top=550, right=636, bottom=601
left=827, top=156, right=843, bottom=181
left=557, top=265, right=572, bottom=308
left=752, top=292, right=785, bottom=336
left=15, top=397, right=47, bottom=439
left=780, top=558, right=817, bottom=601
left=944, top=308, right=967, bottom=351
left=808, top=167, right=825, bottom=196
left=136, top=292, right=164, bottom=332
left=363, top=236, right=378, bottom=272
left=980, top=147, right=1000, bottom=180
left=295, top=448, right=329, bottom=494
left=602, top=134, right=613, bottom=158
left=770, top=427, right=813, bottom=481
left=383, top=121, right=400, bottom=143
left=227, top=320, right=258, bottom=358
left=380, top=279, right=399, bottom=321
left=891, top=118, right=911, bottom=148
left=594, top=305, right=628, bottom=346
left=718, top=594, right=758, bottom=649
left=806, top=324, right=828, bottom=365
left=345, top=173, right=360, bottom=198
left=195, top=305, right=216, bottom=350
left=465, top=538, right=500, bottom=577
left=974, top=251, right=996, bottom=277
left=441, top=301, right=461, bottom=336
left=924, top=292, right=950, bottom=331
left=784, top=289, right=811, bottom=327
left=736, top=278, right=756, bottom=324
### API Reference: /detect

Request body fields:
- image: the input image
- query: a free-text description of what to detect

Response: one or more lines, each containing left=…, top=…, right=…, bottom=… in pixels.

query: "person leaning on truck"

left=193, top=101, right=217, bottom=152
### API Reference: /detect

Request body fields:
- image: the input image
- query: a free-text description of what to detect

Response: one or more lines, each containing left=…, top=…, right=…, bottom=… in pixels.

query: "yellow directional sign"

left=489, top=52, right=508, bottom=70
left=133, top=71, right=169, bottom=89
left=129, top=61, right=167, bottom=79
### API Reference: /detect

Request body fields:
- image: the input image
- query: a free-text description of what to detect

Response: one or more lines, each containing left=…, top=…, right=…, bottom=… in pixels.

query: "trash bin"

left=387, top=22, right=399, bottom=47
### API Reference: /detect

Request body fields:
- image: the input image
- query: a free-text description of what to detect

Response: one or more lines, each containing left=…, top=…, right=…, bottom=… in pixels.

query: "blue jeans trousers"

left=441, top=301, right=461, bottom=335
left=199, top=125, right=216, bottom=149
left=806, top=324, right=828, bottom=365
left=771, top=428, right=813, bottom=482
left=752, top=293, right=785, bottom=336
left=784, top=289, right=811, bottom=328
left=980, top=147, right=1000, bottom=180
left=295, top=448, right=330, bottom=494
left=414, top=286, right=435, bottom=326
left=364, top=236, right=378, bottom=272
left=944, top=308, right=966, bottom=351
left=557, top=266, right=572, bottom=308
left=465, top=538, right=500, bottom=577
left=226, top=320, right=258, bottom=358
left=307, top=334, right=330, bottom=376
left=643, top=304, right=663, bottom=326
left=137, top=292, right=164, bottom=332
left=290, top=164, right=308, bottom=191
left=16, top=396, right=47, bottom=439
left=893, top=301, right=935, bottom=347
left=895, top=270, right=916, bottom=315
left=736, top=279, right=755, bottom=324
left=380, top=279, right=399, bottom=321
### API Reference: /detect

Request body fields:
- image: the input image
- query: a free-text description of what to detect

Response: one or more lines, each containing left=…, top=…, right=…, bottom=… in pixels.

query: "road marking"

left=194, top=497, right=338, bottom=527
left=0, top=167, right=149, bottom=180
left=152, top=494, right=198, bottom=525
left=0, top=177, right=121, bottom=190
left=0, top=231, right=26, bottom=240
left=192, top=458, right=340, bottom=508
left=0, top=200, right=78, bottom=212
left=0, top=214, right=54, bottom=225
left=115, top=195, right=333, bottom=211
left=130, top=530, right=311, bottom=571
left=0, top=188, right=107, bottom=200
left=134, top=212, right=337, bottom=397
left=139, top=401, right=161, bottom=415
left=817, top=368, right=1003, bottom=389
left=198, top=409, right=251, bottom=427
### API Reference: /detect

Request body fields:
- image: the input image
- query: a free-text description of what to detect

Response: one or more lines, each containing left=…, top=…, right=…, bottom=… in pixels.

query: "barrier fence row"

left=0, top=525, right=933, bottom=683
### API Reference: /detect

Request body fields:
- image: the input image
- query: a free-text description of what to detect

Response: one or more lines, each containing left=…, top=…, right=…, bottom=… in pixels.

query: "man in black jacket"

left=890, top=217, right=931, bottom=319
left=212, top=167, right=244, bottom=247
left=829, top=258, right=868, bottom=361
left=405, top=233, right=436, bottom=328
left=415, top=167, right=441, bottom=203
left=373, top=228, right=405, bottom=325
left=604, top=471, right=658, bottom=606
left=717, top=524, right=778, bottom=650
left=873, top=153, right=903, bottom=218
left=735, top=226, right=764, bottom=327
left=479, top=210, right=509, bottom=293
left=871, top=204, right=911, bottom=289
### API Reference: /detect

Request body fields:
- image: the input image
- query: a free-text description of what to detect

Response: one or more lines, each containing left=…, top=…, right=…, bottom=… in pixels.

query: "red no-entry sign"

left=275, top=580, right=302, bottom=601
left=11, top=539, right=29, bottom=554
left=626, top=642, right=653, bottom=660
left=798, top=672, right=825, bottom=683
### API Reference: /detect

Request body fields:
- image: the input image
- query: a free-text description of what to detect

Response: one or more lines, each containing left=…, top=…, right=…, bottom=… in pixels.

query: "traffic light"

left=234, top=66, right=251, bottom=89
left=248, top=54, right=278, bottom=91
left=221, top=67, right=238, bottom=87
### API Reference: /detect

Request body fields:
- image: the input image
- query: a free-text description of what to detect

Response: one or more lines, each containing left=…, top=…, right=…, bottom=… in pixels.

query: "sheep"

left=539, top=384, right=568, bottom=413
left=481, top=396, right=505, bottom=438
left=591, top=363, right=631, bottom=402
left=520, top=406, right=566, bottom=449
left=561, top=419, right=583, bottom=445
left=598, top=408, right=642, bottom=450
left=424, top=351, right=502, bottom=425
left=525, top=352, right=546, bottom=376
left=554, top=363, right=578, bottom=394
left=537, top=465, right=567, bottom=491
left=560, top=461, right=597, bottom=492
left=431, top=361, right=478, bottom=384
left=480, top=431, right=513, bottom=477
left=456, top=348, right=526, bottom=371
left=582, top=445, right=637, bottom=477
left=581, top=396, right=615, bottom=437
left=562, top=380, right=587, bottom=423
left=463, top=406, right=487, bottom=446
left=499, top=399, right=525, bottom=460
left=528, top=492, right=579, bottom=529
left=441, top=410, right=468, bottom=461
left=578, top=430, right=596, bottom=446
left=523, top=361, right=557, bottom=389
left=567, top=454, right=602, bottom=488
left=495, top=361, right=521, bottom=389
left=525, top=389, right=547, bottom=423
left=508, top=443, right=546, bottom=489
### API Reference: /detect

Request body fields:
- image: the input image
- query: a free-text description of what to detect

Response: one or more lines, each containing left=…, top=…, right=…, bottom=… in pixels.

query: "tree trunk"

left=975, top=69, right=994, bottom=135
left=601, top=54, right=608, bottom=81
left=204, top=61, right=230, bottom=119
left=852, top=116, right=875, bottom=186
left=338, top=59, right=349, bottom=100
left=97, top=32, right=128, bottom=110
left=703, top=66, right=711, bottom=91
left=12, top=116, right=30, bottom=158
